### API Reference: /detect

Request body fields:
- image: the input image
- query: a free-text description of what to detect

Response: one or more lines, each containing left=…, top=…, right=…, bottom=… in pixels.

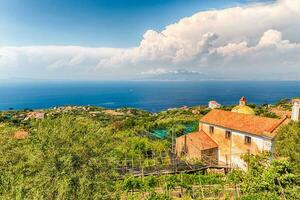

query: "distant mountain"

left=140, top=69, right=223, bottom=81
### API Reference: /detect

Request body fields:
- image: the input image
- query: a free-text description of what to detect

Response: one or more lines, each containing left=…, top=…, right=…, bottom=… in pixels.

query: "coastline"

left=1, top=80, right=300, bottom=112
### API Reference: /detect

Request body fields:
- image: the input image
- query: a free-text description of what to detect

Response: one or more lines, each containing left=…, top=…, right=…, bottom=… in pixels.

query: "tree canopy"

left=0, top=116, right=116, bottom=199
left=275, top=122, right=300, bottom=173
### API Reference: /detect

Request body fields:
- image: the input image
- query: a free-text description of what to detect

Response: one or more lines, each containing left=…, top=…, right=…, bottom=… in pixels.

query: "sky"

left=1, top=0, right=300, bottom=81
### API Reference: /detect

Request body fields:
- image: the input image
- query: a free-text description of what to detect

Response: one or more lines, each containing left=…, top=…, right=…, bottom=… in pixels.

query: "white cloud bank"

left=1, top=0, right=300, bottom=80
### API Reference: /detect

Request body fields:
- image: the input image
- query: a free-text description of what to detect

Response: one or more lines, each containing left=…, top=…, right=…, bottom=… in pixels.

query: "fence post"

left=125, top=156, right=127, bottom=173
left=132, top=158, right=134, bottom=169
left=198, top=171, right=204, bottom=199
left=235, top=184, right=240, bottom=199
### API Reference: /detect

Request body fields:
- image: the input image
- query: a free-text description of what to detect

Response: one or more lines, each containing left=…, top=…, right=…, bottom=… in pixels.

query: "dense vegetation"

left=275, top=122, right=300, bottom=173
left=0, top=100, right=299, bottom=199
left=120, top=155, right=300, bottom=199
left=0, top=106, right=199, bottom=199
left=0, top=116, right=116, bottom=199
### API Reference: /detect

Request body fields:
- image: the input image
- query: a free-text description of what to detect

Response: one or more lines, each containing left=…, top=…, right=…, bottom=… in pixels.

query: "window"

left=209, top=126, right=214, bottom=134
left=245, top=136, right=251, bottom=144
left=225, top=131, right=231, bottom=139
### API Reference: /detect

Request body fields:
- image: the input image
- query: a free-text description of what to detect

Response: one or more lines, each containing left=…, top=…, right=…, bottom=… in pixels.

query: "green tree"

left=147, top=192, right=171, bottom=200
left=275, top=122, right=300, bottom=172
left=123, top=176, right=143, bottom=194
left=0, top=115, right=116, bottom=200
left=169, top=124, right=186, bottom=137
left=164, top=175, right=178, bottom=196
left=144, top=176, right=158, bottom=190
left=240, top=154, right=300, bottom=200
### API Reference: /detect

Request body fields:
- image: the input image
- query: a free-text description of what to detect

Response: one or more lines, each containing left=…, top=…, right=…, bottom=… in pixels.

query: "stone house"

left=176, top=97, right=293, bottom=170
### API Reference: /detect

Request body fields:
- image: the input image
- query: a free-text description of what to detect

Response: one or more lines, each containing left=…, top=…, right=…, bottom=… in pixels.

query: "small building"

left=13, top=130, right=29, bottom=139
left=24, top=111, right=45, bottom=120
left=181, top=105, right=189, bottom=110
left=208, top=101, right=221, bottom=109
left=176, top=130, right=219, bottom=164
left=176, top=97, right=291, bottom=170
left=291, top=99, right=300, bottom=121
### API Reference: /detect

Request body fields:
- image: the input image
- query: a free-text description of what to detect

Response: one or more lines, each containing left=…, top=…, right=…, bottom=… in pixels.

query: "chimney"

left=239, top=96, right=247, bottom=106
left=291, top=99, right=300, bottom=122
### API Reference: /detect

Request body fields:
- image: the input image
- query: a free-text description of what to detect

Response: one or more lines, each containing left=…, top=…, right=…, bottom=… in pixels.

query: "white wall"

left=230, top=130, right=272, bottom=170
left=201, top=123, right=273, bottom=170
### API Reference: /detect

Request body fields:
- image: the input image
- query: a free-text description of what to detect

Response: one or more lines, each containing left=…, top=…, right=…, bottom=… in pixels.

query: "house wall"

left=175, top=135, right=219, bottom=163
left=291, top=102, right=300, bottom=121
left=176, top=135, right=201, bottom=161
left=201, top=148, right=219, bottom=165
left=200, top=122, right=272, bottom=170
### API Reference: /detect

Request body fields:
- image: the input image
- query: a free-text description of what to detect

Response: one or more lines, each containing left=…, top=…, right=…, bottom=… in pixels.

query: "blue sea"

left=0, top=81, right=300, bottom=112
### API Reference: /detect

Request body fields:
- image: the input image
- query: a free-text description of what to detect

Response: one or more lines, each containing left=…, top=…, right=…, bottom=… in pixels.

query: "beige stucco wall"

left=176, top=135, right=202, bottom=161
left=175, top=135, right=218, bottom=163
left=200, top=122, right=273, bottom=170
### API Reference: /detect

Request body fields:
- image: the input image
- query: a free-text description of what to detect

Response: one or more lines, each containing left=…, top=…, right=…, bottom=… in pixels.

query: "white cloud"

left=1, top=0, right=300, bottom=80
left=213, top=29, right=300, bottom=56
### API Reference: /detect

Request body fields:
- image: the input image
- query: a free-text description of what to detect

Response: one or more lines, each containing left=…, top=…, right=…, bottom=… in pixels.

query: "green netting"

left=151, top=129, right=168, bottom=139
left=151, top=122, right=198, bottom=139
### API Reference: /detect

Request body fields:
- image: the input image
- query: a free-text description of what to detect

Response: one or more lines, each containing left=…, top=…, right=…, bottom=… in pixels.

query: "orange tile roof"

left=13, top=130, right=29, bottom=139
left=178, top=130, right=218, bottom=150
left=200, top=109, right=287, bottom=138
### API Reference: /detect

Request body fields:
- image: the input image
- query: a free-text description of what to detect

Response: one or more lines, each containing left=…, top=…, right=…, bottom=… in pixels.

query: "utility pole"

left=171, top=128, right=175, bottom=171
left=171, top=128, right=174, bottom=154
left=230, top=132, right=232, bottom=169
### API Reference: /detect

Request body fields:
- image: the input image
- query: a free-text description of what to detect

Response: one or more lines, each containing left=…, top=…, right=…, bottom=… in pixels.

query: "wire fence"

left=121, top=184, right=242, bottom=200
left=115, top=151, right=230, bottom=177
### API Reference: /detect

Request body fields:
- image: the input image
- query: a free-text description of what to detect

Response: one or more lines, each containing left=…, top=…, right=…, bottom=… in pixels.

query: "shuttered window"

left=245, top=136, right=251, bottom=144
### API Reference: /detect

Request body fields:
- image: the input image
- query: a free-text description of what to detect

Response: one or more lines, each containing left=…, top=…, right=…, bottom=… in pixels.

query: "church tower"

left=231, top=96, right=255, bottom=115
left=239, top=96, right=247, bottom=106
left=291, top=99, right=300, bottom=122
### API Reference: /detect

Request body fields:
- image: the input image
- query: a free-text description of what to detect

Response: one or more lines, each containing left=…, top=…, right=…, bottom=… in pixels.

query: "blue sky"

left=0, top=0, right=273, bottom=47
left=1, top=0, right=299, bottom=81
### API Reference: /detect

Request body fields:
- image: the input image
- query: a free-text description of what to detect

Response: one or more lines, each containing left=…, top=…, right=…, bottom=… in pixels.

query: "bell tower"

left=239, top=96, right=247, bottom=106
left=291, top=99, right=300, bottom=122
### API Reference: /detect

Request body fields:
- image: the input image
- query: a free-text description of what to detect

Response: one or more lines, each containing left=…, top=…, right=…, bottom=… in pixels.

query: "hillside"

left=0, top=101, right=299, bottom=199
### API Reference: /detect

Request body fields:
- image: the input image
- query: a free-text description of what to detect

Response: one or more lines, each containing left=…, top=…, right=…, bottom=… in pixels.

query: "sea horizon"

left=1, top=80, right=300, bottom=112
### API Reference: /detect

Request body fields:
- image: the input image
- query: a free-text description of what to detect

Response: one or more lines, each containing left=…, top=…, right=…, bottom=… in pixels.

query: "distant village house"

left=13, top=130, right=29, bottom=140
left=291, top=99, right=300, bottom=121
left=208, top=100, right=221, bottom=109
left=24, top=111, right=45, bottom=120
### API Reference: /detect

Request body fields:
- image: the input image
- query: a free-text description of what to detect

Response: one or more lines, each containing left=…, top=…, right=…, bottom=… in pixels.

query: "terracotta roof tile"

left=13, top=130, right=29, bottom=139
left=178, top=130, right=218, bottom=150
left=200, top=109, right=287, bottom=138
